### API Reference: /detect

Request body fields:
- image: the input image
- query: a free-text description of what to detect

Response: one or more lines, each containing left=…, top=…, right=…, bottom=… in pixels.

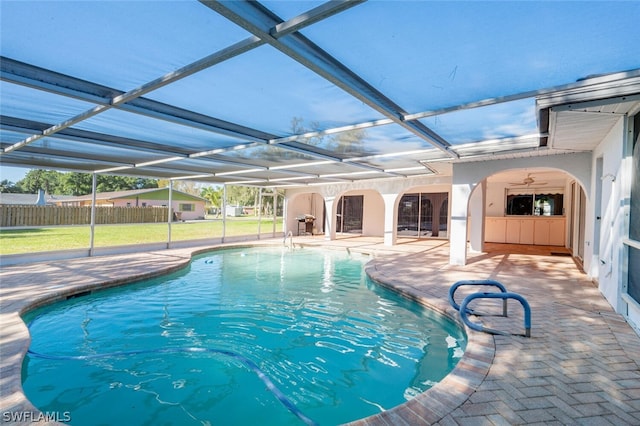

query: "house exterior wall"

left=591, top=117, right=627, bottom=314
left=284, top=135, right=636, bottom=332
left=107, top=198, right=205, bottom=220
left=59, top=189, right=207, bottom=220
left=449, top=153, right=592, bottom=265
left=286, top=193, right=324, bottom=235
left=484, top=178, right=569, bottom=218
left=172, top=200, right=205, bottom=220
left=285, top=174, right=453, bottom=240
left=362, top=190, right=384, bottom=237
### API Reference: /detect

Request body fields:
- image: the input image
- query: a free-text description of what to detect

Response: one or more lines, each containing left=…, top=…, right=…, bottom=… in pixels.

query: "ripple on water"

left=23, top=247, right=465, bottom=426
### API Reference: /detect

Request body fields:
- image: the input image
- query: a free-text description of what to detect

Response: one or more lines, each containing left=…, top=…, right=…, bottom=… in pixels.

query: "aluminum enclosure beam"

left=202, top=0, right=458, bottom=158
left=0, top=56, right=274, bottom=144
left=0, top=2, right=369, bottom=155
left=0, top=5, right=403, bottom=178
left=0, top=35, right=266, bottom=155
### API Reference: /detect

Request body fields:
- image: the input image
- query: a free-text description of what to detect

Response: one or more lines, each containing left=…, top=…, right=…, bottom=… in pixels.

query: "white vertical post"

left=324, top=196, right=335, bottom=240
left=382, top=193, right=397, bottom=246
left=222, top=184, right=227, bottom=242
left=468, top=181, right=486, bottom=253
left=450, top=182, right=472, bottom=265
left=167, top=181, right=173, bottom=248
left=89, top=173, right=97, bottom=256
left=272, top=188, right=277, bottom=237
left=257, top=187, right=263, bottom=239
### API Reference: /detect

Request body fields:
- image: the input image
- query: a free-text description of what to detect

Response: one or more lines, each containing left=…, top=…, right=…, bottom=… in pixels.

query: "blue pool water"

left=22, top=247, right=466, bottom=425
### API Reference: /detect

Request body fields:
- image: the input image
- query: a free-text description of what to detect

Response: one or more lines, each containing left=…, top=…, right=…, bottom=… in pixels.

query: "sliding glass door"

left=336, top=195, right=363, bottom=234
left=397, top=192, right=448, bottom=238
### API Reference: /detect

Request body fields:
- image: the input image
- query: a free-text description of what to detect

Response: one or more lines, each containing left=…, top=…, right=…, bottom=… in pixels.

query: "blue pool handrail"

left=448, top=279, right=508, bottom=316
left=459, top=292, right=531, bottom=337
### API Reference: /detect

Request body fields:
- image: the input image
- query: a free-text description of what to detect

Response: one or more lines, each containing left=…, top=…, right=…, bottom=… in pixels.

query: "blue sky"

left=1, top=1, right=639, bottom=184
left=1, top=165, right=28, bottom=183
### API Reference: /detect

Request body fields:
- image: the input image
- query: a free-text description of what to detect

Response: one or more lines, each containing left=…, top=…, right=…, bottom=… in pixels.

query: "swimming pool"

left=22, top=246, right=466, bottom=425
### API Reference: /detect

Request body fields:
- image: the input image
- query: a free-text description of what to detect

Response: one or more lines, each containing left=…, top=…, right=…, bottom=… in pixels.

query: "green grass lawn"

left=0, top=218, right=283, bottom=255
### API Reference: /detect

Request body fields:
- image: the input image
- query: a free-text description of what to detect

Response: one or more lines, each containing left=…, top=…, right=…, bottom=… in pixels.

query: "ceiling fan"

left=509, top=173, right=547, bottom=187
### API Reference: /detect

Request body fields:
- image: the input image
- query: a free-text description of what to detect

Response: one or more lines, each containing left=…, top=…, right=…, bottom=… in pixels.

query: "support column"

left=257, top=187, right=263, bottom=239
left=272, top=188, right=278, bottom=237
left=450, top=182, right=472, bottom=265
left=222, top=184, right=227, bottom=242
left=468, top=181, right=485, bottom=253
left=323, top=196, right=336, bottom=241
left=167, top=181, right=173, bottom=248
left=382, top=193, right=397, bottom=246
left=89, top=173, right=97, bottom=256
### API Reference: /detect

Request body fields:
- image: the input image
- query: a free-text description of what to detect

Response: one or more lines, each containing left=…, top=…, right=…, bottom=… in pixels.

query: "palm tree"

left=201, top=186, right=223, bottom=217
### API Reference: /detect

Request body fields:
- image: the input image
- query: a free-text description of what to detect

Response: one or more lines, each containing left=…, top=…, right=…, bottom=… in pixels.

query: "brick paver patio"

left=1, top=238, right=639, bottom=425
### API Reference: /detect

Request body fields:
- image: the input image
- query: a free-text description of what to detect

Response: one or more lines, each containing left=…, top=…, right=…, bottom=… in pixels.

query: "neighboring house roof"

left=62, top=187, right=206, bottom=203
left=0, top=188, right=206, bottom=205
left=0, top=193, right=40, bottom=205
left=0, top=193, right=75, bottom=205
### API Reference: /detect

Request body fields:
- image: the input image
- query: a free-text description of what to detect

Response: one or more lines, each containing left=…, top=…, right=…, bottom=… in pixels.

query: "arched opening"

left=474, top=168, right=587, bottom=255
left=286, top=192, right=325, bottom=236
left=334, top=190, right=385, bottom=237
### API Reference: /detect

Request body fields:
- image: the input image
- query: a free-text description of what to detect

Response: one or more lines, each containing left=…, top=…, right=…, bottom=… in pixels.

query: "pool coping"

left=350, top=264, right=494, bottom=426
left=1, top=242, right=490, bottom=425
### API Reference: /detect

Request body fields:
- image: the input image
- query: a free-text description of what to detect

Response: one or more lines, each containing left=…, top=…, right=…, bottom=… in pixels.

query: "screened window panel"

left=75, top=110, right=246, bottom=153
left=419, top=99, right=537, bottom=145
left=398, top=193, right=448, bottom=237
left=336, top=195, right=363, bottom=234
left=146, top=46, right=384, bottom=136
left=398, top=194, right=419, bottom=236
left=628, top=247, right=640, bottom=305
left=0, top=82, right=98, bottom=124
left=630, top=113, right=640, bottom=242
left=628, top=113, right=640, bottom=304
left=0, top=1, right=247, bottom=89
left=305, top=1, right=640, bottom=113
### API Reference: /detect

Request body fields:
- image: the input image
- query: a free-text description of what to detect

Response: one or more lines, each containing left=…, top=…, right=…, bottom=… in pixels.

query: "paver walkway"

left=1, top=238, right=639, bottom=425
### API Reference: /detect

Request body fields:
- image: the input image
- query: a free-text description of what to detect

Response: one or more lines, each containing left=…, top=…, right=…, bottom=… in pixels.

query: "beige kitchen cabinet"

left=486, top=217, right=565, bottom=246
left=549, top=219, right=565, bottom=246
left=520, top=219, right=535, bottom=244
left=533, top=220, right=551, bottom=245
left=486, top=218, right=506, bottom=243
left=506, top=219, right=521, bottom=244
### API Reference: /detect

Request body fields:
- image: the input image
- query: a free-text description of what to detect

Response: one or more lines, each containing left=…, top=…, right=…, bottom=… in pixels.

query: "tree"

left=18, top=170, right=62, bottom=194
left=0, top=179, right=22, bottom=193
left=95, top=175, right=158, bottom=192
left=200, top=186, right=223, bottom=216
left=157, top=179, right=201, bottom=196
left=61, top=173, right=93, bottom=196
left=225, top=185, right=254, bottom=207
left=16, top=170, right=158, bottom=195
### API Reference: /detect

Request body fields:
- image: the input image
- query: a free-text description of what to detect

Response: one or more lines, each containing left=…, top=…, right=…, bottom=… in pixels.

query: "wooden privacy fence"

left=0, top=206, right=169, bottom=227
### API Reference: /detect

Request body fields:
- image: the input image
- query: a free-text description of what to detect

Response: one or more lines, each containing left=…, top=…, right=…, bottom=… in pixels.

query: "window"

left=628, top=112, right=640, bottom=304
left=506, top=190, right=563, bottom=216
left=179, top=203, right=194, bottom=212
